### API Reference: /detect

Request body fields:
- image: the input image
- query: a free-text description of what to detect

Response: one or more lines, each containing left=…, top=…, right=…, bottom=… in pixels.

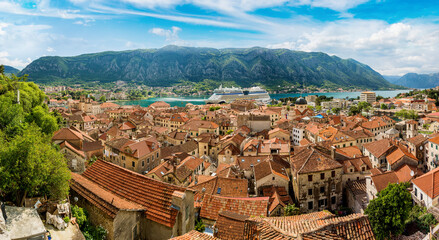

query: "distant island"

left=19, top=45, right=401, bottom=91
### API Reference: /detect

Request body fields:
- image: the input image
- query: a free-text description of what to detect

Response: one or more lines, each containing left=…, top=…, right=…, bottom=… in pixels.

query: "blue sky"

left=1, top=0, right=439, bottom=75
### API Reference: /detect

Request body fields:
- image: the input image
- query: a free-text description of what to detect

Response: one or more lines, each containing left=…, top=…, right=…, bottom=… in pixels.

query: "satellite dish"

left=410, top=170, right=415, bottom=177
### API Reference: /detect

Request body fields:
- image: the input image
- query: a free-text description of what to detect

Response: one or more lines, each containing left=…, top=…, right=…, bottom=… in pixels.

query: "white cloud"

left=0, top=51, right=31, bottom=69
left=150, top=26, right=181, bottom=41
left=123, top=0, right=183, bottom=8
left=119, top=0, right=367, bottom=12
left=266, top=20, right=439, bottom=75
left=288, top=0, right=370, bottom=12
left=46, top=47, right=55, bottom=52
left=0, top=22, right=54, bottom=68
left=0, top=0, right=93, bottom=19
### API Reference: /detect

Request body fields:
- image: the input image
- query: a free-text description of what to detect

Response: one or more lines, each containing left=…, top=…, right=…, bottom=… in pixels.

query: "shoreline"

left=113, top=89, right=411, bottom=107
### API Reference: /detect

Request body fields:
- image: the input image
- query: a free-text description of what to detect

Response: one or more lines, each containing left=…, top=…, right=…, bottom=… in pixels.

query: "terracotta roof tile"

left=170, top=230, right=219, bottom=240
left=363, top=139, right=394, bottom=158
left=81, top=160, right=188, bottom=227
left=291, top=145, right=343, bottom=174
left=199, top=195, right=269, bottom=221
left=70, top=172, right=145, bottom=219
left=214, top=211, right=249, bottom=240
left=190, top=176, right=248, bottom=197
left=412, top=167, right=439, bottom=199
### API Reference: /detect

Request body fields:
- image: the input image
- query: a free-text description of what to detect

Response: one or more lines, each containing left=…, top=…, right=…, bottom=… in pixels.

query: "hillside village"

left=5, top=87, right=439, bottom=240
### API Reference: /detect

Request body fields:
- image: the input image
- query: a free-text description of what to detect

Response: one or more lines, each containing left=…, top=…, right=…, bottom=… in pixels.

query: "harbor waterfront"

left=116, top=89, right=411, bottom=107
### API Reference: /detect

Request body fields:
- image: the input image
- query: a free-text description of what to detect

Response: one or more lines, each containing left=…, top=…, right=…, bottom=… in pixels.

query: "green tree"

left=395, top=109, right=418, bottom=120
left=99, top=95, right=106, bottom=102
left=226, top=129, right=234, bottom=135
left=358, top=101, right=371, bottom=111
left=195, top=219, right=206, bottom=232
left=0, top=125, right=70, bottom=205
left=348, top=106, right=360, bottom=116
left=331, top=108, right=341, bottom=114
left=365, top=182, right=412, bottom=239
left=284, top=204, right=300, bottom=216
left=380, top=103, right=388, bottom=109
left=0, top=71, right=58, bottom=136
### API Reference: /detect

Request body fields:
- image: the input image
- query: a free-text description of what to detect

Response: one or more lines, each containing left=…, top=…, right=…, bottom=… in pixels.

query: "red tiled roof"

left=190, top=176, right=248, bottom=197
left=291, top=145, right=343, bottom=174
left=70, top=172, right=145, bottom=218
left=412, top=167, right=439, bottom=199
left=370, top=171, right=400, bottom=192
left=170, top=230, right=219, bottom=240
left=253, top=213, right=375, bottom=240
left=214, top=211, right=248, bottom=240
left=363, top=138, right=394, bottom=158
left=254, top=160, right=289, bottom=181
left=81, top=160, right=188, bottom=227
left=199, top=195, right=269, bottom=221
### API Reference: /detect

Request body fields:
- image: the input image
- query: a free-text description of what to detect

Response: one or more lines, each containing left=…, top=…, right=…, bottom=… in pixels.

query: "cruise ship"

left=205, top=85, right=271, bottom=104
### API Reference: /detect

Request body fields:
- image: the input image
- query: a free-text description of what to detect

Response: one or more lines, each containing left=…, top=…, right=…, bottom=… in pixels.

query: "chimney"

left=331, top=146, right=336, bottom=160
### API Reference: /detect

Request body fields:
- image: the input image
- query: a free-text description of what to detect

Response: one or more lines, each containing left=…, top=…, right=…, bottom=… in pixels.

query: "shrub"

left=63, top=216, right=70, bottom=223
left=72, top=205, right=87, bottom=229
left=195, top=219, right=205, bottom=232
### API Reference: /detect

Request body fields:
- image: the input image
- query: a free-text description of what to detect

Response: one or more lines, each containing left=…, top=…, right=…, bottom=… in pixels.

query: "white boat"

left=205, top=85, right=271, bottom=104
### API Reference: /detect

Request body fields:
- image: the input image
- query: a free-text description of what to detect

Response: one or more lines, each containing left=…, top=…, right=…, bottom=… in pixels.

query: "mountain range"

left=385, top=73, right=439, bottom=89
left=19, top=46, right=398, bottom=90
left=1, top=65, right=20, bottom=74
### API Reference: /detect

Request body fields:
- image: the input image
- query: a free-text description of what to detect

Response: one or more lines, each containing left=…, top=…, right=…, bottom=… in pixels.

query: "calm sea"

left=116, top=90, right=411, bottom=107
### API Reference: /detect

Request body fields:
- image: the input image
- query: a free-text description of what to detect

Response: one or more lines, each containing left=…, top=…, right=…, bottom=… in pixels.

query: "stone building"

left=104, top=137, right=161, bottom=173
left=290, top=145, right=343, bottom=213
left=70, top=160, right=195, bottom=240
left=52, top=127, right=103, bottom=173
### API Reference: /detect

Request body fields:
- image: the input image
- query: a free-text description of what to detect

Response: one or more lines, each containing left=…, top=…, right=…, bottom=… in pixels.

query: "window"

left=132, top=162, right=135, bottom=167
left=421, top=193, right=423, bottom=201
left=308, top=189, right=313, bottom=196
left=272, top=177, right=275, bottom=180
left=331, top=184, right=336, bottom=191
left=415, top=188, right=417, bottom=197
left=308, top=175, right=313, bottom=182
left=362, top=167, right=366, bottom=172
left=157, top=152, right=159, bottom=158
left=320, top=173, right=325, bottom=180
left=331, top=196, right=336, bottom=205
left=142, top=161, right=145, bottom=167
left=217, top=188, right=221, bottom=194
left=308, top=201, right=313, bottom=210
left=147, top=158, right=150, bottom=163
left=318, top=199, right=327, bottom=207
left=331, top=171, right=335, bottom=177
left=122, top=156, right=126, bottom=160
left=320, top=186, right=325, bottom=193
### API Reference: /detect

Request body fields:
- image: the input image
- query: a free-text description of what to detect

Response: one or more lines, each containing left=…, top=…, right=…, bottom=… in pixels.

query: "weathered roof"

left=363, top=138, right=394, bottom=158
left=254, top=160, right=289, bottom=181
left=252, top=213, right=375, bottom=240
left=199, top=195, right=269, bottom=221
left=81, top=160, right=188, bottom=227
left=291, top=145, right=343, bottom=174
left=214, top=211, right=249, bottom=240
left=412, top=167, right=439, bottom=199
left=70, top=172, right=145, bottom=218
left=190, top=176, right=248, bottom=197
left=170, top=230, right=219, bottom=240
